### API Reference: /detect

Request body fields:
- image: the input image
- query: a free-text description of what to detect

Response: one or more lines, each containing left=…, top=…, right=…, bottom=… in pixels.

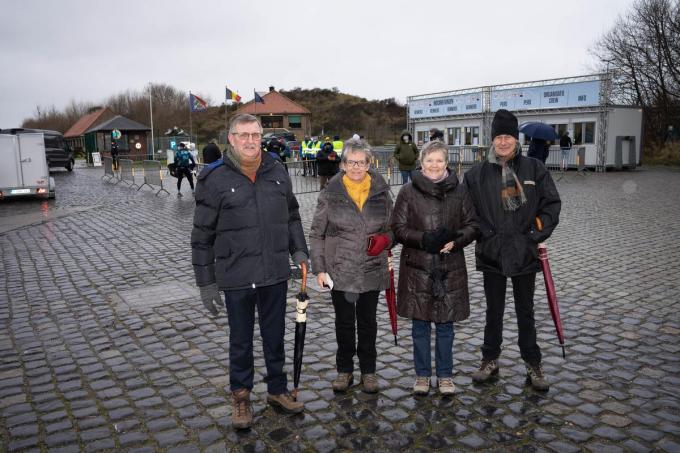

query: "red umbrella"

left=386, top=251, right=398, bottom=345
left=292, top=262, right=309, bottom=400
left=535, top=218, right=566, bottom=358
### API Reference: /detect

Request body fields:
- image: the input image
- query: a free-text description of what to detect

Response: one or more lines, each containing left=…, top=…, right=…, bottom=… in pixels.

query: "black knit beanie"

left=491, top=109, right=519, bottom=140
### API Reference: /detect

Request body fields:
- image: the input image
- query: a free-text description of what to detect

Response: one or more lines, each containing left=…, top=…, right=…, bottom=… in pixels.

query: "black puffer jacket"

left=310, top=169, right=393, bottom=293
left=391, top=169, right=478, bottom=323
left=191, top=152, right=309, bottom=290
left=316, top=142, right=340, bottom=177
left=463, top=152, right=561, bottom=276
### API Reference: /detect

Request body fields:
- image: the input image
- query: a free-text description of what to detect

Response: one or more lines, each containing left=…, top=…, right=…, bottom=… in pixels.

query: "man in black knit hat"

left=463, top=109, right=561, bottom=391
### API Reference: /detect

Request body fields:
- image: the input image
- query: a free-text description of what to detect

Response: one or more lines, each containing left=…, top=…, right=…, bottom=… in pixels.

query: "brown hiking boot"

left=267, top=391, right=304, bottom=414
left=360, top=373, right=379, bottom=394
left=526, top=362, right=550, bottom=391
left=231, top=389, right=252, bottom=430
left=471, top=359, right=499, bottom=383
left=332, top=372, right=354, bottom=392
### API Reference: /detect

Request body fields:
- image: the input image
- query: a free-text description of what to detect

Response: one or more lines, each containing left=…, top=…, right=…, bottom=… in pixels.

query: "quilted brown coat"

left=391, top=169, right=478, bottom=323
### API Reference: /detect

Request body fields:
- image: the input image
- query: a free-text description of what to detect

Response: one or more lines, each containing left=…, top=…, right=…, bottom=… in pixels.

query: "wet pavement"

left=1, top=164, right=679, bottom=452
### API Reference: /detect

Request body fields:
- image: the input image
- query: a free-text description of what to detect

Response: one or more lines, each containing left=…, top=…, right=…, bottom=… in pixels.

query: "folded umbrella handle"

left=300, top=261, right=307, bottom=293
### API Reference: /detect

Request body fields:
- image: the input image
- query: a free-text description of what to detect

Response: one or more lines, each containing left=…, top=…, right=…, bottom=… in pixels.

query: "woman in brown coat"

left=310, top=138, right=394, bottom=394
left=391, top=140, right=478, bottom=396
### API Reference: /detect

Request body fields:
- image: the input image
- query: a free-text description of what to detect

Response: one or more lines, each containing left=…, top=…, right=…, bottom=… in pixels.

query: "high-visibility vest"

left=302, top=140, right=316, bottom=157
left=332, top=140, right=343, bottom=156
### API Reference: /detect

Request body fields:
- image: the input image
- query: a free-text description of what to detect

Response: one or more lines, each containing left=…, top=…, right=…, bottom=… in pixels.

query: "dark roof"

left=86, top=115, right=150, bottom=132
left=64, top=107, right=115, bottom=138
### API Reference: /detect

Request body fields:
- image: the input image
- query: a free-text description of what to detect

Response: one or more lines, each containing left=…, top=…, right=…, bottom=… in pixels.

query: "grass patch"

left=643, top=143, right=680, bottom=166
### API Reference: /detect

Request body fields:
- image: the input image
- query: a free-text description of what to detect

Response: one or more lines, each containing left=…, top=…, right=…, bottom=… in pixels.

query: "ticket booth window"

left=447, top=127, right=461, bottom=145
left=573, top=122, right=596, bottom=144
left=465, top=126, right=479, bottom=145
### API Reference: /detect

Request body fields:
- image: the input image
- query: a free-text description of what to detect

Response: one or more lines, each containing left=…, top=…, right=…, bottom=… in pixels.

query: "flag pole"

left=148, top=83, right=155, bottom=159
left=189, top=91, right=193, bottom=148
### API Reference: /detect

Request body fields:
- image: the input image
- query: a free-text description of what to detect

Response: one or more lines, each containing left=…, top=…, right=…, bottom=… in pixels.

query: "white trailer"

left=0, top=133, right=55, bottom=200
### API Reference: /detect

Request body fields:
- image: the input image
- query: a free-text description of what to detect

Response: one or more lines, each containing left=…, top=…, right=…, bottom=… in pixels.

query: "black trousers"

left=223, top=281, right=288, bottom=394
left=177, top=167, right=194, bottom=190
left=331, top=290, right=379, bottom=374
left=481, top=272, right=542, bottom=365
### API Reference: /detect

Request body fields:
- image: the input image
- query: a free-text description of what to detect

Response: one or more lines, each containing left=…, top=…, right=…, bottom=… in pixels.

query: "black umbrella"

left=292, top=262, right=309, bottom=400
left=519, top=122, right=558, bottom=141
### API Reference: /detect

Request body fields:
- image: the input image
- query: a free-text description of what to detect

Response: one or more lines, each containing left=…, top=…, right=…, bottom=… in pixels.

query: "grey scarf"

left=488, top=144, right=526, bottom=211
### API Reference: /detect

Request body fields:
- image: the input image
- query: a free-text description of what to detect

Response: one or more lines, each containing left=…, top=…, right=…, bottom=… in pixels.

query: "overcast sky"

left=0, top=0, right=635, bottom=128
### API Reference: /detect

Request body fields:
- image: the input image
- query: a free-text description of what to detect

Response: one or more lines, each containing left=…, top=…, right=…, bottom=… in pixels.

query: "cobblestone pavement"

left=1, top=165, right=679, bottom=452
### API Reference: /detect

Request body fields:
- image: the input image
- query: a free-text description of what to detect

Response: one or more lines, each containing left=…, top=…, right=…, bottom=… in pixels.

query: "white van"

left=0, top=133, right=56, bottom=200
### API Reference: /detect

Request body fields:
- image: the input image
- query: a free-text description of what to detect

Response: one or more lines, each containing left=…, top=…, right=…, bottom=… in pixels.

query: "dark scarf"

left=488, top=144, right=526, bottom=211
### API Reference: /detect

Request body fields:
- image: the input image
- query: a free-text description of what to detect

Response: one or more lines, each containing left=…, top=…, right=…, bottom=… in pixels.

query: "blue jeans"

left=412, top=319, right=454, bottom=378
left=223, top=281, right=288, bottom=394
left=401, top=170, right=412, bottom=184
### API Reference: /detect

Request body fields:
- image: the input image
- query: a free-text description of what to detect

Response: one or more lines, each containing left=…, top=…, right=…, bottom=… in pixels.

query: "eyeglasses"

left=231, top=132, right=262, bottom=141
left=345, top=160, right=369, bottom=168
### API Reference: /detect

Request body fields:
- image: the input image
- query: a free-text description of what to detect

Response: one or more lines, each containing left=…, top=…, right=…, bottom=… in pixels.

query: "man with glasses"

left=191, top=113, right=309, bottom=429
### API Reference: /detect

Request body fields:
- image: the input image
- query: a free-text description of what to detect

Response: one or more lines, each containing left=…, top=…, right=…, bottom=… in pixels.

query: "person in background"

left=332, top=135, right=344, bottom=157
left=266, top=138, right=285, bottom=162
left=191, top=113, right=309, bottom=429
left=111, top=140, right=119, bottom=170
left=464, top=109, right=561, bottom=391
left=429, top=128, right=444, bottom=142
left=202, top=139, right=222, bottom=164
left=391, top=140, right=478, bottom=396
left=310, top=138, right=394, bottom=394
left=527, top=137, right=548, bottom=164
left=393, top=130, right=419, bottom=184
left=559, top=131, right=572, bottom=171
left=175, top=142, right=196, bottom=196
left=316, top=137, right=340, bottom=190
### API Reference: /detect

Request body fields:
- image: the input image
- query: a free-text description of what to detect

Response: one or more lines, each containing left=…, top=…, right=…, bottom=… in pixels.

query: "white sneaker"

left=413, top=376, right=430, bottom=395
left=438, top=377, right=455, bottom=396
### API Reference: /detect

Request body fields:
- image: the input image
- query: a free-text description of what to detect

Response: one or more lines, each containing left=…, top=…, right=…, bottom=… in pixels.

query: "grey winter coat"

left=310, top=169, right=394, bottom=293
left=391, top=169, right=478, bottom=323
left=191, top=152, right=309, bottom=290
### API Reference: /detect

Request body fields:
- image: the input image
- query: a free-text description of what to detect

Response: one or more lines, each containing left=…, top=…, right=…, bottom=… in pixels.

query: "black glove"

left=422, top=227, right=453, bottom=254
left=199, top=283, right=221, bottom=316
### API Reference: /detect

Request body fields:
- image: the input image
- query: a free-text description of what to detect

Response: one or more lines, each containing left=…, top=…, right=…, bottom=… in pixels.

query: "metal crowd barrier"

left=102, top=158, right=175, bottom=196
left=118, top=159, right=139, bottom=189
left=101, top=156, right=116, bottom=182
left=138, top=160, right=170, bottom=196
left=522, top=145, right=587, bottom=180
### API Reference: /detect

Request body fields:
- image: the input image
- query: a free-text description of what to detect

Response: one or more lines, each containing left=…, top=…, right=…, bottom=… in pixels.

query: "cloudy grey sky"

left=0, top=0, right=634, bottom=128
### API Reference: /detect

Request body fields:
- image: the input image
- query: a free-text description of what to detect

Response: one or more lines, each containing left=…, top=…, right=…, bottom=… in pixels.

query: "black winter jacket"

left=191, top=152, right=309, bottom=290
left=316, top=143, right=340, bottom=176
left=463, top=153, right=561, bottom=276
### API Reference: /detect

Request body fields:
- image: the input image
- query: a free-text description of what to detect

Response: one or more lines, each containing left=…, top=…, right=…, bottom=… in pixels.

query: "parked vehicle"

left=0, top=128, right=74, bottom=171
left=0, top=133, right=56, bottom=200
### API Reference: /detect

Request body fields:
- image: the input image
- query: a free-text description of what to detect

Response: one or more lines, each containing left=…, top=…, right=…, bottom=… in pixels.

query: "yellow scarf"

left=342, top=174, right=371, bottom=211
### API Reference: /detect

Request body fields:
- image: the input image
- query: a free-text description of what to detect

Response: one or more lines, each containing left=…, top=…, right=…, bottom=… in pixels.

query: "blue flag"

left=254, top=92, right=265, bottom=104
left=190, top=93, right=208, bottom=112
